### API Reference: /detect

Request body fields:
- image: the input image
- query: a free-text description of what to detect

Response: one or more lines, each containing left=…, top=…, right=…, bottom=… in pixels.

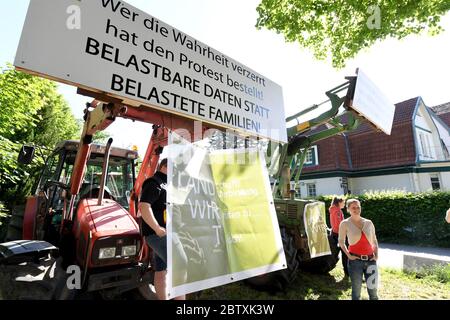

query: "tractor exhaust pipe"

left=98, top=138, right=113, bottom=206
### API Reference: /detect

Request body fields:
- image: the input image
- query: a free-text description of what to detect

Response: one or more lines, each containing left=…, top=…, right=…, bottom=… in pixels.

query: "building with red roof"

left=296, top=97, right=450, bottom=196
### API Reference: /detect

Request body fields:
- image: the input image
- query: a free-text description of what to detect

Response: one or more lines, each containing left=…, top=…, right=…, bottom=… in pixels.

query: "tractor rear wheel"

left=5, top=205, right=25, bottom=241
left=245, top=227, right=299, bottom=292
left=298, top=233, right=339, bottom=274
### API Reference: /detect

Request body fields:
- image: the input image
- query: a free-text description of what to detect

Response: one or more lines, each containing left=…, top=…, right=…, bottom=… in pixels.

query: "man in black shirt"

left=139, top=158, right=185, bottom=300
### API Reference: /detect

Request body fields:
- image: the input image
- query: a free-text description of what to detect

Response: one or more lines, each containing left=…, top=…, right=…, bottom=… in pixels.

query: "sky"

left=1, top=0, right=450, bottom=155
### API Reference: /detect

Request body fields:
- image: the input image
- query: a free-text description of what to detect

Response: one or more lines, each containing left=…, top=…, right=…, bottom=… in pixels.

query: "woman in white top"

left=338, top=199, right=379, bottom=300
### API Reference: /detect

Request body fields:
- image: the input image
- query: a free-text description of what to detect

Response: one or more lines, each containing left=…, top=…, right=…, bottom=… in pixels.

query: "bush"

left=316, top=191, right=450, bottom=247
left=405, top=264, right=450, bottom=284
left=0, top=202, right=9, bottom=241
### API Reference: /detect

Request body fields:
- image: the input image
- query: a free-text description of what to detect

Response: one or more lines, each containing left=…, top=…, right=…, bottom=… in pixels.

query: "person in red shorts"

left=338, top=199, right=379, bottom=300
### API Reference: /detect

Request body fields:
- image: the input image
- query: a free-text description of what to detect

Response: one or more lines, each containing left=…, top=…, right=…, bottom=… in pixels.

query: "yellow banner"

left=303, top=202, right=331, bottom=258
left=167, top=132, right=286, bottom=298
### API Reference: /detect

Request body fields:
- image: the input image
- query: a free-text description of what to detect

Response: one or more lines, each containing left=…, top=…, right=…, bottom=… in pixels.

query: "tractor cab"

left=19, top=140, right=138, bottom=246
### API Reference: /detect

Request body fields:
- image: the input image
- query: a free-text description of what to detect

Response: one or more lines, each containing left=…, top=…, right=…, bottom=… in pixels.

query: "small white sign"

left=352, top=69, right=395, bottom=135
left=15, top=0, right=287, bottom=142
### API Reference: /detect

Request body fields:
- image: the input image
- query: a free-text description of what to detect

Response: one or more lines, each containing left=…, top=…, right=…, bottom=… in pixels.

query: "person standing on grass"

left=339, top=199, right=379, bottom=300
left=329, top=196, right=349, bottom=277
left=139, top=159, right=186, bottom=300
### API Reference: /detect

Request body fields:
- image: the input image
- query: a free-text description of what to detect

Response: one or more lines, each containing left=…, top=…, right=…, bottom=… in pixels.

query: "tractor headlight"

left=122, top=245, right=136, bottom=257
left=121, top=245, right=137, bottom=257
left=92, top=236, right=141, bottom=265
left=99, top=247, right=116, bottom=259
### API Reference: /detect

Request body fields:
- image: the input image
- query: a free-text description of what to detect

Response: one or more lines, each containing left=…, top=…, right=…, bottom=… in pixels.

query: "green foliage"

left=316, top=191, right=450, bottom=247
left=93, top=130, right=110, bottom=144
left=256, top=0, right=450, bottom=68
left=0, top=63, right=81, bottom=204
left=0, top=202, right=8, bottom=224
left=0, top=202, right=9, bottom=241
left=405, top=264, right=450, bottom=284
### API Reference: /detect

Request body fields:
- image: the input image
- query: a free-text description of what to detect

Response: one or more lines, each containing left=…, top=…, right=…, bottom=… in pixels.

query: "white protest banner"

left=15, top=0, right=287, bottom=142
left=166, top=131, right=286, bottom=298
left=351, top=69, right=395, bottom=135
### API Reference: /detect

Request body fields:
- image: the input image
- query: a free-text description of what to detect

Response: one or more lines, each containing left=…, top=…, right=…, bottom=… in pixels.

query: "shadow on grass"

left=194, top=269, right=351, bottom=300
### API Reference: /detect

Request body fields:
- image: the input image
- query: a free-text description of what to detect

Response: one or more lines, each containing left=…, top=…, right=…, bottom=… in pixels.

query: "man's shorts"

left=146, top=235, right=167, bottom=272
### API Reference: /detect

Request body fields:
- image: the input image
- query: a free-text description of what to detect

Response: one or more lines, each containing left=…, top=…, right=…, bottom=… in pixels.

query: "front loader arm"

left=128, top=125, right=167, bottom=217
left=273, top=77, right=360, bottom=199
left=66, top=102, right=125, bottom=221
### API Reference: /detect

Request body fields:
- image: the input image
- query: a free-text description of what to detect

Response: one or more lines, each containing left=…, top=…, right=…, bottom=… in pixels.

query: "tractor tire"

left=52, top=258, right=78, bottom=300
left=245, top=227, right=299, bottom=292
left=0, top=254, right=65, bottom=300
left=5, top=205, right=26, bottom=241
left=128, top=282, right=157, bottom=300
left=123, top=268, right=156, bottom=300
left=298, top=233, right=340, bottom=274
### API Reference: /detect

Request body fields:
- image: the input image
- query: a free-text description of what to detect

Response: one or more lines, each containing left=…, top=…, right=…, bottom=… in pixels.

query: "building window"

left=304, top=146, right=319, bottom=166
left=295, top=184, right=301, bottom=198
left=430, top=174, right=441, bottom=190
left=340, top=177, right=349, bottom=194
left=419, top=133, right=428, bottom=157
left=306, top=149, right=313, bottom=163
left=419, top=132, right=434, bottom=159
left=307, top=183, right=317, bottom=197
left=425, top=135, right=432, bottom=158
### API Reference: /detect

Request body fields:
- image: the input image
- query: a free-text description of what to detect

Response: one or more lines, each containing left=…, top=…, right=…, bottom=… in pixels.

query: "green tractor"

left=247, top=70, right=394, bottom=291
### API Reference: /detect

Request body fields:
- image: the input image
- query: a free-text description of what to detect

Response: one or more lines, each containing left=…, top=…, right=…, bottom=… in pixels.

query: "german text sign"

left=15, top=0, right=287, bottom=142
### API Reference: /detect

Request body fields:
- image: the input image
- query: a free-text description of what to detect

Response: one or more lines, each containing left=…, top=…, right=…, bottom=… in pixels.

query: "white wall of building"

left=298, top=177, right=343, bottom=197
left=415, top=107, right=430, bottom=129
left=349, top=174, right=413, bottom=195
left=416, top=171, right=450, bottom=192
left=440, top=172, right=450, bottom=191
left=417, top=172, right=433, bottom=191
left=299, top=170, right=450, bottom=196
left=432, top=114, right=450, bottom=157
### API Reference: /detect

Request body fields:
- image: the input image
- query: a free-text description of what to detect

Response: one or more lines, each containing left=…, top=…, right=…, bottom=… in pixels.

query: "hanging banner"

left=15, top=0, right=287, bottom=142
left=303, top=202, right=331, bottom=258
left=167, top=132, right=285, bottom=298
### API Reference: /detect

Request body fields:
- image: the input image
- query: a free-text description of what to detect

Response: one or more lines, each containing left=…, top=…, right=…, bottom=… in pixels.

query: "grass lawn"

left=193, top=264, right=450, bottom=300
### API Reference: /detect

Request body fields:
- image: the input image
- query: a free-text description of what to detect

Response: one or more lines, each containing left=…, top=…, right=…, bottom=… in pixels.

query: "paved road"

left=377, top=243, right=450, bottom=270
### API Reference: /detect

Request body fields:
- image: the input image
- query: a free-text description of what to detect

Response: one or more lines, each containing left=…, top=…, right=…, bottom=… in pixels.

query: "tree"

left=256, top=0, right=450, bottom=68
left=93, top=130, right=110, bottom=144
left=0, top=64, right=80, bottom=202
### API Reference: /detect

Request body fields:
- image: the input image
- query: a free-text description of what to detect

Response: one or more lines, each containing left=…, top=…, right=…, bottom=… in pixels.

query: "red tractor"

left=0, top=99, right=206, bottom=299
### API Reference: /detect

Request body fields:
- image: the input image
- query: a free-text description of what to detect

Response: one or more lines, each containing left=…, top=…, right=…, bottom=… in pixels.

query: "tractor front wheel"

left=0, top=254, right=68, bottom=300
left=298, top=233, right=340, bottom=274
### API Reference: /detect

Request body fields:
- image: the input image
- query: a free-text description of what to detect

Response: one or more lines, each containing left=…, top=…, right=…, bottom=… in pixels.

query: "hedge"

left=317, top=191, right=450, bottom=248
left=0, top=192, right=449, bottom=247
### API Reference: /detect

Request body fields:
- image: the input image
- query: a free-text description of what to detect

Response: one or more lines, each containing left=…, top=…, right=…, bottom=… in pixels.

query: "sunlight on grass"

left=195, top=264, right=450, bottom=300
